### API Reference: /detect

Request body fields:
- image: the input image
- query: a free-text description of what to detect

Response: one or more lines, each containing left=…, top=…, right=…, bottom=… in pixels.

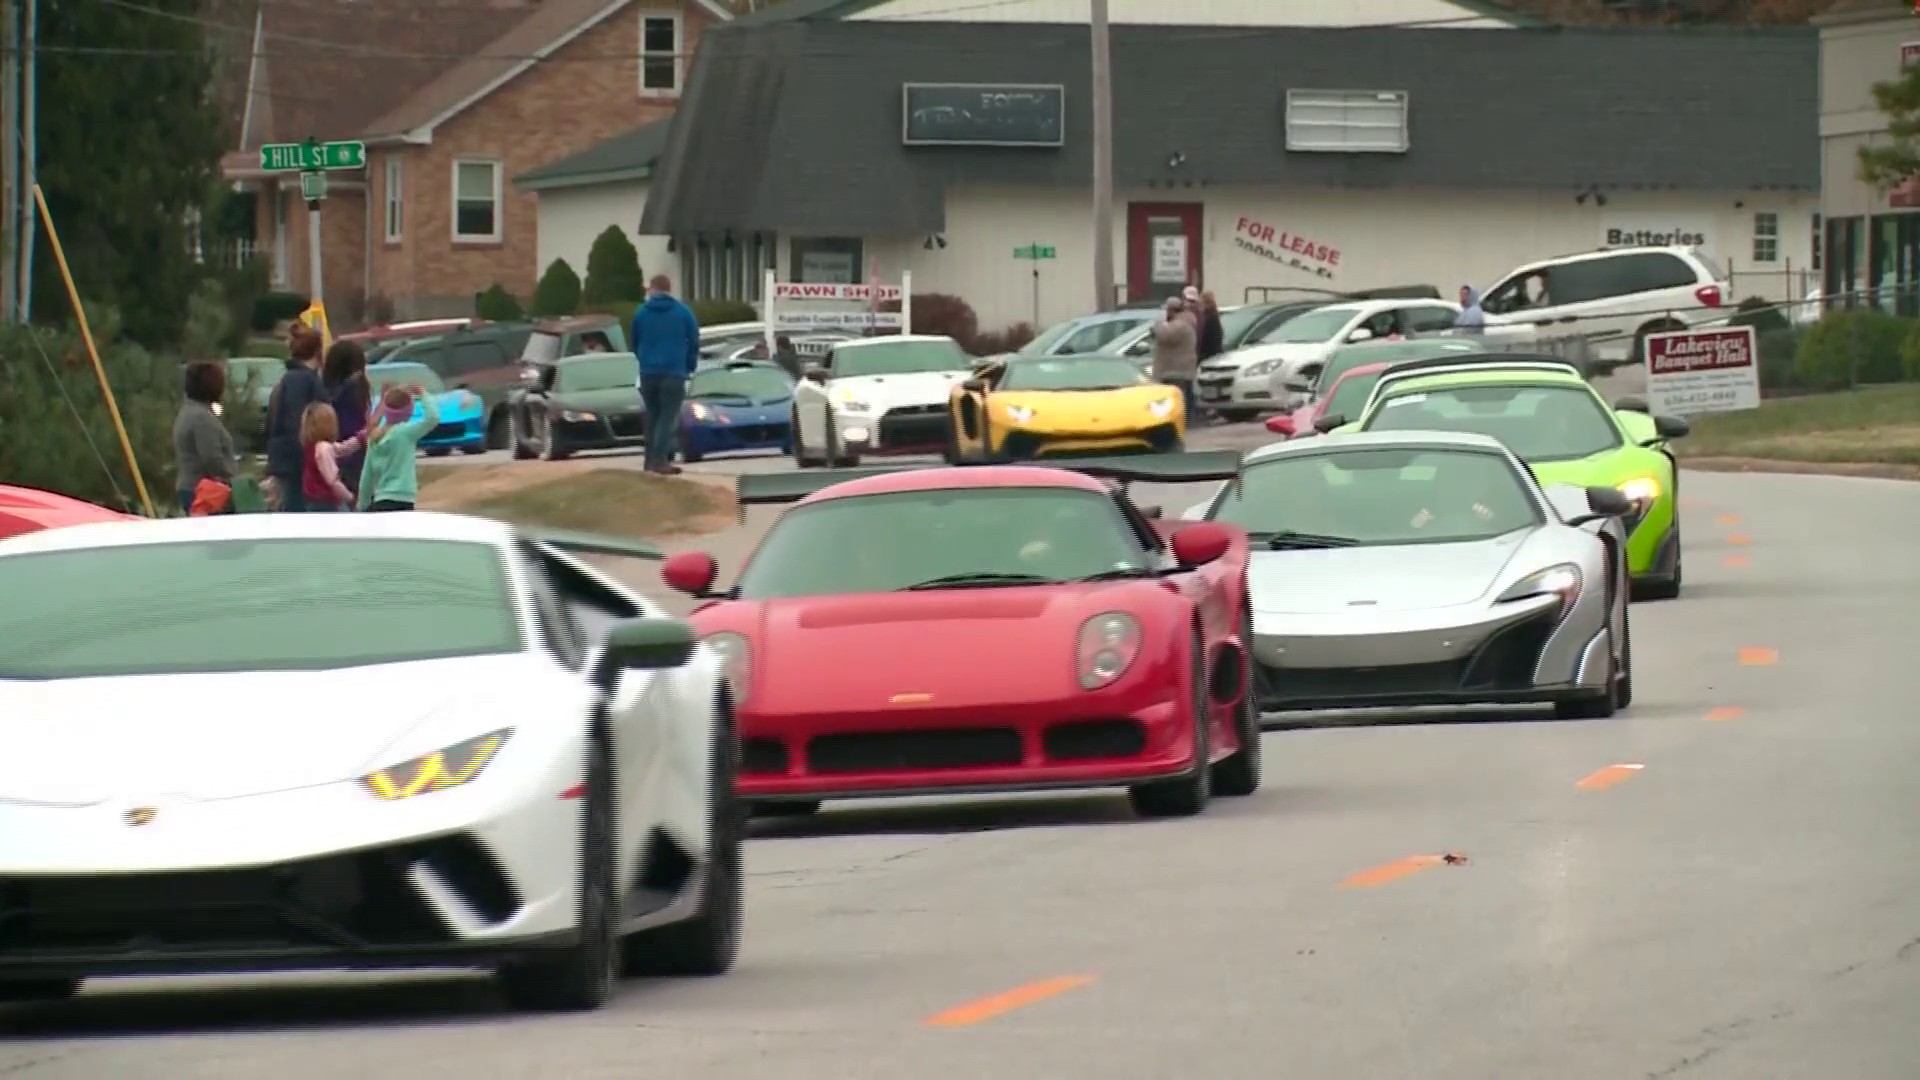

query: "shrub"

left=1754, top=327, right=1806, bottom=395
left=886, top=293, right=977, bottom=347
left=1794, top=308, right=1910, bottom=390
left=970, top=322, right=1037, bottom=356
left=1729, top=294, right=1790, bottom=334
left=582, top=226, right=645, bottom=307
left=532, top=258, right=583, bottom=317
left=475, top=283, right=524, bottom=322
left=690, top=298, right=759, bottom=326
left=249, top=290, right=309, bottom=332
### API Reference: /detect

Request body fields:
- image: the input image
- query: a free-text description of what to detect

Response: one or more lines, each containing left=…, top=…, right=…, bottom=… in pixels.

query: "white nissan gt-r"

left=790, top=334, right=974, bottom=467
left=0, top=511, right=740, bottom=1013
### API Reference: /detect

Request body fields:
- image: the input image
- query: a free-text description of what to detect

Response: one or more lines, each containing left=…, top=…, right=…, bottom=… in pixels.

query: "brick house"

left=220, top=0, right=735, bottom=325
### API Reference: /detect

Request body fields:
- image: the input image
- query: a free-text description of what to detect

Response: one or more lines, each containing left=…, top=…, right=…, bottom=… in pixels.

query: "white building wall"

left=531, top=180, right=681, bottom=289
left=861, top=185, right=1818, bottom=331
left=847, top=0, right=1513, bottom=27
left=1819, top=12, right=1912, bottom=219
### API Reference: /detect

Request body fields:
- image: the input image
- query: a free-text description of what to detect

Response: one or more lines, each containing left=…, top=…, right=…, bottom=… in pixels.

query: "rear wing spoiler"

left=530, top=528, right=665, bottom=561
left=733, top=450, right=1245, bottom=514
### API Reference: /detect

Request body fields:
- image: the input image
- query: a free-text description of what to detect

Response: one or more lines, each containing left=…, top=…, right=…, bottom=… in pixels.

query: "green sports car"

left=1334, top=359, right=1691, bottom=600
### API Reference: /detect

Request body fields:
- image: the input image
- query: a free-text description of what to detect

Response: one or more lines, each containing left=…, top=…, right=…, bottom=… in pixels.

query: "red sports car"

left=1263, top=360, right=1392, bottom=439
left=0, top=485, right=137, bottom=541
left=658, top=452, right=1264, bottom=819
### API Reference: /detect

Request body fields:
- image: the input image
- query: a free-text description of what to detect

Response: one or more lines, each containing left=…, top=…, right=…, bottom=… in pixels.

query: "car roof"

left=1331, top=360, right=1394, bottom=382
left=1245, top=427, right=1510, bottom=465
left=1380, top=364, right=1588, bottom=397
left=834, top=334, right=958, bottom=350
left=0, top=508, right=512, bottom=559
left=534, top=314, right=616, bottom=332
left=801, top=465, right=1109, bottom=506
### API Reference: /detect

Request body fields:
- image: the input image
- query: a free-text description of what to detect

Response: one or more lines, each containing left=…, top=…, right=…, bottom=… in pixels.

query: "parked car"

left=1477, top=244, right=1730, bottom=363
left=509, top=350, right=646, bottom=461
left=1016, top=310, right=1160, bottom=360
left=0, top=485, right=137, bottom=539
left=680, top=360, right=796, bottom=462
left=337, top=317, right=481, bottom=349
left=373, top=321, right=534, bottom=450
left=366, top=361, right=488, bottom=456
left=790, top=334, right=974, bottom=467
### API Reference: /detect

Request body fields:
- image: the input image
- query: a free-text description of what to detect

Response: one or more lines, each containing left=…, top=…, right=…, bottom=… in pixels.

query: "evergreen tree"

left=532, top=258, right=583, bottom=316
left=582, top=226, right=645, bottom=305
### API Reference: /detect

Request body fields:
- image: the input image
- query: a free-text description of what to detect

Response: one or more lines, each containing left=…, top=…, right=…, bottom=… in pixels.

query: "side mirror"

left=1614, top=395, right=1649, bottom=413
left=660, top=550, right=720, bottom=598
left=1313, top=413, right=1346, bottom=434
left=603, top=617, right=697, bottom=670
left=1170, top=522, right=1232, bottom=568
left=1140, top=504, right=1164, bottom=519
left=1565, top=485, right=1633, bottom=527
left=1652, top=414, right=1690, bottom=440
left=961, top=378, right=986, bottom=393
left=1347, top=328, right=1374, bottom=343
left=1264, top=414, right=1297, bottom=436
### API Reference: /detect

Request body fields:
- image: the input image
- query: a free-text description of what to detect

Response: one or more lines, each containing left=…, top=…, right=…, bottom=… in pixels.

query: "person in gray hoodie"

left=1149, top=296, right=1200, bottom=423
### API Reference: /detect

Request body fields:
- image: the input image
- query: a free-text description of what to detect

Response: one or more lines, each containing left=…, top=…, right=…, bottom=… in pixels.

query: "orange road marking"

left=925, top=975, right=1095, bottom=1027
left=1576, top=763, right=1645, bottom=790
left=1723, top=553, right=1751, bottom=568
left=1341, top=854, right=1444, bottom=889
left=1716, top=513, right=1741, bottom=526
left=1738, top=647, right=1779, bottom=666
left=1726, top=533, right=1752, bottom=546
left=1705, top=706, right=1747, bottom=723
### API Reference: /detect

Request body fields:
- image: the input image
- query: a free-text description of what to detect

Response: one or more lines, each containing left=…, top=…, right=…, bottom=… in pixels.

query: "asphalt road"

left=7, top=407, right=1920, bottom=1077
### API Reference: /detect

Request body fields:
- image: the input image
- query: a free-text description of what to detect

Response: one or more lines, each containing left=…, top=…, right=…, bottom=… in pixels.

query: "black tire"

left=1210, top=610, right=1263, bottom=797
left=424, top=446, right=452, bottom=458
left=1632, top=526, right=1683, bottom=601
left=499, top=735, right=618, bottom=1011
left=510, top=409, right=535, bottom=460
left=1128, top=628, right=1213, bottom=818
left=683, top=440, right=705, bottom=464
left=460, top=444, right=487, bottom=456
left=622, top=694, right=743, bottom=977
left=1218, top=409, right=1257, bottom=424
left=1615, top=592, right=1634, bottom=709
left=1554, top=634, right=1618, bottom=720
left=0, top=979, right=80, bottom=1003
left=750, top=800, right=822, bottom=818
left=539, top=414, right=570, bottom=462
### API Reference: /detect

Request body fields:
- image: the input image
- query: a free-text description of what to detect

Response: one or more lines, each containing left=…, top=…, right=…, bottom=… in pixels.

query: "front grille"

left=608, top=413, right=646, bottom=438
left=877, top=407, right=950, bottom=447
left=742, top=738, right=789, bottom=775
left=1000, top=422, right=1179, bottom=460
left=1043, top=720, right=1147, bottom=761
left=0, top=835, right=520, bottom=956
left=730, top=424, right=783, bottom=442
left=807, top=729, right=1022, bottom=773
left=1461, top=610, right=1558, bottom=689
left=1269, top=659, right=1469, bottom=701
left=428, top=422, right=468, bottom=441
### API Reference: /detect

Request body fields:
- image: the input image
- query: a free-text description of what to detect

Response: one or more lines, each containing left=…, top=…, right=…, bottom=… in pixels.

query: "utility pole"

left=18, top=0, right=35, bottom=321
left=1089, top=0, right=1115, bottom=313
left=2, top=0, right=18, bottom=322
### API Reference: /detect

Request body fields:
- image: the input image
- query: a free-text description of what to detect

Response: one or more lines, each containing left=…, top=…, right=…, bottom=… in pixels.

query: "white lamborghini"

left=0, top=511, right=740, bottom=1012
left=790, top=334, right=974, bottom=467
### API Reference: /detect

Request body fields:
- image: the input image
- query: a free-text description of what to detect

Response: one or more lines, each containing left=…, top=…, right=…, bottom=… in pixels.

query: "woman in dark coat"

left=322, top=339, right=373, bottom=499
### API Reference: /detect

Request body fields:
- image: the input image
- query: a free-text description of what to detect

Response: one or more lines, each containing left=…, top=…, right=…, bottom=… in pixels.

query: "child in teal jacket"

left=356, top=384, right=440, bottom=512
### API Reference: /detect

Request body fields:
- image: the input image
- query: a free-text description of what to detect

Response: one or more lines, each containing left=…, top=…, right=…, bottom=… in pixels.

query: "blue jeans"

left=639, top=374, right=686, bottom=471
left=272, top=474, right=307, bottom=513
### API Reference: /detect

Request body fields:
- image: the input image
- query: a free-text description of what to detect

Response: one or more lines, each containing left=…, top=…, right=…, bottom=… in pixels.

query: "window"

left=1812, top=213, right=1822, bottom=271
left=1400, top=304, right=1461, bottom=333
left=383, top=157, right=404, bottom=244
left=640, top=12, right=682, bottom=96
left=1363, top=383, right=1623, bottom=463
left=1208, top=448, right=1540, bottom=547
left=447, top=338, right=507, bottom=378
left=790, top=237, right=862, bottom=283
left=452, top=159, right=502, bottom=243
left=1285, top=89, right=1409, bottom=154
left=1752, top=212, right=1779, bottom=263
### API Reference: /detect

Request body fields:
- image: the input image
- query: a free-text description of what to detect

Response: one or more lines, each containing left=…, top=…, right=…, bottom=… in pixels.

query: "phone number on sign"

left=1658, top=386, right=1745, bottom=411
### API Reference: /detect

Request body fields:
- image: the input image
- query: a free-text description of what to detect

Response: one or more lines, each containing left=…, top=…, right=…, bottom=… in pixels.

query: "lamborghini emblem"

left=124, top=806, right=156, bottom=827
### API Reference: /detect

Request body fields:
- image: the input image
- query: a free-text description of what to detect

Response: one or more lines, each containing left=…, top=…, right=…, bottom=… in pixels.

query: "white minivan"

left=1477, top=245, right=1730, bottom=364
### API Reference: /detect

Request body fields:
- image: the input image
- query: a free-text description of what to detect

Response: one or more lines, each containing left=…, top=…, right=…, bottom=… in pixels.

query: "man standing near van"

left=631, top=274, right=701, bottom=475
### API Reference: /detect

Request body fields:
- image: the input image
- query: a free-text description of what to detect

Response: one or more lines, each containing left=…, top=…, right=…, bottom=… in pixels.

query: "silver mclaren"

left=1184, top=430, right=1636, bottom=720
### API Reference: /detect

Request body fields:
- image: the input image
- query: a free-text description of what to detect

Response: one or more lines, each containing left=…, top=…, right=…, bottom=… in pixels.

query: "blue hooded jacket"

left=630, top=293, right=701, bottom=379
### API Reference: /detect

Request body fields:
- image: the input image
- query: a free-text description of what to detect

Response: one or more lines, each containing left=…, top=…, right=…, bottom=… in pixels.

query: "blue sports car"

left=367, top=361, right=486, bottom=456
left=680, top=360, right=796, bottom=462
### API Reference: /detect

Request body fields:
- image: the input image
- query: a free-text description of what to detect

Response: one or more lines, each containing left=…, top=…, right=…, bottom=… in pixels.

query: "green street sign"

left=259, top=140, right=367, bottom=172
left=300, top=170, right=327, bottom=202
left=1013, top=244, right=1056, bottom=260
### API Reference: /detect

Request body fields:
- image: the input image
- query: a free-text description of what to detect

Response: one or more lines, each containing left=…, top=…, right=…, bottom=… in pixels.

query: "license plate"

left=1199, top=385, right=1229, bottom=401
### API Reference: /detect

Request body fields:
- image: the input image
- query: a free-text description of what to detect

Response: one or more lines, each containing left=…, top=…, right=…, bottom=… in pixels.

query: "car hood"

left=0, top=655, right=524, bottom=805
left=828, top=370, right=970, bottom=407
left=1248, top=534, right=1528, bottom=613
left=746, top=586, right=1144, bottom=711
left=550, top=386, right=644, bottom=413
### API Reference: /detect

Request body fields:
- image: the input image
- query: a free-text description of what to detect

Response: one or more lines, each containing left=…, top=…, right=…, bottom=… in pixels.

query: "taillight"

left=1694, top=284, right=1723, bottom=308
left=1076, top=612, right=1141, bottom=690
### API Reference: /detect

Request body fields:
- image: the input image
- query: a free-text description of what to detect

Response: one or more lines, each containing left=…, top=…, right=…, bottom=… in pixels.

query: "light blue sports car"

left=367, top=362, right=486, bottom=456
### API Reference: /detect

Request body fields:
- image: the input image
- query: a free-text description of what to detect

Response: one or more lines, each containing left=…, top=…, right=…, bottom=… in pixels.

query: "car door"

left=1398, top=302, right=1464, bottom=335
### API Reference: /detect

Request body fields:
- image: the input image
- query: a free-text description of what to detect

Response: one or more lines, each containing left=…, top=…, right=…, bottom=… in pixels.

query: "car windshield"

left=522, top=331, right=563, bottom=364
left=1314, top=341, right=1484, bottom=397
left=1000, top=357, right=1148, bottom=391
left=1263, top=307, right=1360, bottom=345
left=1363, top=382, right=1623, bottom=462
left=1019, top=318, right=1085, bottom=356
left=557, top=353, right=639, bottom=393
left=1210, top=447, right=1540, bottom=546
left=0, top=538, right=523, bottom=679
left=1218, top=304, right=1280, bottom=346
left=688, top=364, right=792, bottom=402
left=832, top=339, right=972, bottom=378
left=369, top=364, right=446, bottom=395
left=735, top=488, right=1147, bottom=599
left=1321, top=372, right=1383, bottom=423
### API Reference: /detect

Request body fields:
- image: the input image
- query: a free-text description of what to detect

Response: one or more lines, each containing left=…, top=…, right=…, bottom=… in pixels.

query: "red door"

left=1127, top=202, right=1204, bottom=304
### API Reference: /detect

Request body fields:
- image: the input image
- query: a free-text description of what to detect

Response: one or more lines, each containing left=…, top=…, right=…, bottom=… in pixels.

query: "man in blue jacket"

left=631, top=274, right=702, bottom=475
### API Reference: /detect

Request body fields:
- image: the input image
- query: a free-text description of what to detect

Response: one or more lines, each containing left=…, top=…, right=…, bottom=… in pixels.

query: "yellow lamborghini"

left=945, top=354, right=1187, bottom=463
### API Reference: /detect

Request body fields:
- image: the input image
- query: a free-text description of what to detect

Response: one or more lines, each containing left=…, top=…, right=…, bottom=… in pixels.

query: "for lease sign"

left=1644, top=326, right=1760, bottom=417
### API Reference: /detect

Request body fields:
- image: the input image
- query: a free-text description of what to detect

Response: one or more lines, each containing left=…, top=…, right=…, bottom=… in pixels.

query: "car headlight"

left=690, top=402, right=715, bottom=421
left=1147, top=397, right=1176, bottom=418
left=836, top=391, right=871, bottom=412
left=561, top=410, right=597, bottom=422
left=1005, top=403, right=1035, bottom=423
left=1618, top=476, right=1660, bottom=512
left=1076, top=612, right=1141, bottom=690
left=704, top=631, right=751, bottom=700
left=1496, top=564, right=1582, bottom=608
left=360, top=729, right=512, bottom=801
left=1243, top=359, right=1278, bottom=378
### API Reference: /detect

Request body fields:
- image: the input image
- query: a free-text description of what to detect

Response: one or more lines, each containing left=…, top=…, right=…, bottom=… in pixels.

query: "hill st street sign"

left=258, top=140, right=367, bottom=172
left=1013, top=244, right=1056, bottom=260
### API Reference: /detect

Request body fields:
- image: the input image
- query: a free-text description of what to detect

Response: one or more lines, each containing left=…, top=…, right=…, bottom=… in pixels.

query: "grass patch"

left=417, top=463, right=734, bottom=538
left=1677, top=383, right=1920, bottom=466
